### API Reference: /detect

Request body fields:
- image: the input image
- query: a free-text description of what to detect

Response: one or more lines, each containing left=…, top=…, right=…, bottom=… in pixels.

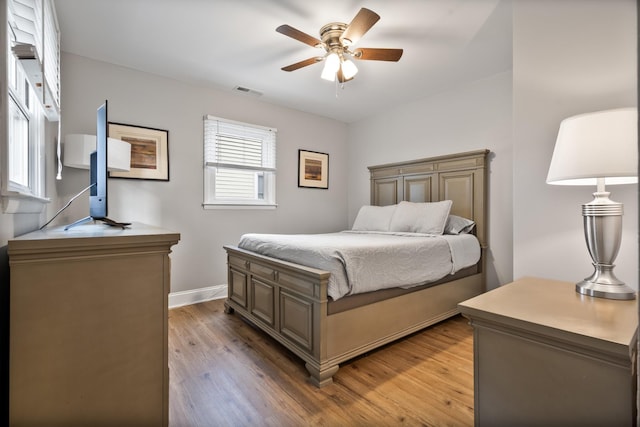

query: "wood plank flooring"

left=168, top=299, right=474, bottom=427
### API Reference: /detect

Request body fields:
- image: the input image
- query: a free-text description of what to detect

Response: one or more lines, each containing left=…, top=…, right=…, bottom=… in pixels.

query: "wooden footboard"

left=224, top=245, right=336, bottom=386
left=224, top=245, right=484, bottom=387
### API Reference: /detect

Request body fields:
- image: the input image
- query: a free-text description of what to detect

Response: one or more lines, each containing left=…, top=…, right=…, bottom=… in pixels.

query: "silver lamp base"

left=578, top=191, right=636, bottom=300
left=576, top=265, right=636, bottom=300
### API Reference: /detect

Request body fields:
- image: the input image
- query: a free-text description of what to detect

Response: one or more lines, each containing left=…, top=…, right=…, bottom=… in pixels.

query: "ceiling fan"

left=276, top=8, right=403, bottom=83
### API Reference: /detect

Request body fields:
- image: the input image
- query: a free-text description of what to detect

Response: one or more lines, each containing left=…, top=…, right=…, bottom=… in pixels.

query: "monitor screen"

left=89, top=100, right=108, bottom=219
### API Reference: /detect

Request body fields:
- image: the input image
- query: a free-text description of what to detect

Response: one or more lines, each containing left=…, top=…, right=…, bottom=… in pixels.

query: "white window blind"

left=204, top=116, right=277, bottom=207
left=8, top=0, right=42, bottom=55
left=8, top=0, right=60, bottom=119
left=42, top=0, right=59, bottom=108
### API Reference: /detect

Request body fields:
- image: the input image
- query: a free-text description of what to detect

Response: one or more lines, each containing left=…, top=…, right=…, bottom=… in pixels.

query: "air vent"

left=233, top=86, right=263, bottom=97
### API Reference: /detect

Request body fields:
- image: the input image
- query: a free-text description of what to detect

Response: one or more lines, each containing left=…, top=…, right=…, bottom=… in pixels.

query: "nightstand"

left=458, top=277, right=637, bottom=426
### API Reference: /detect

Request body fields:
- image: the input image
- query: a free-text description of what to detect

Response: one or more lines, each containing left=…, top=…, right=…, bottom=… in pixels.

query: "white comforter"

left=237, top=231, right=480, bottom=300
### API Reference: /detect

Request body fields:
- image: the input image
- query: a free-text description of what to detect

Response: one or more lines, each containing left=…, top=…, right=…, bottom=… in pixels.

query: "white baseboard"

left=169, top=284, right=227, bottom=309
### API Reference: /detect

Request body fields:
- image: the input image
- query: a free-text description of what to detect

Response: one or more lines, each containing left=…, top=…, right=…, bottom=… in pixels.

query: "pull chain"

left=333, top=76, right=347, bottom=98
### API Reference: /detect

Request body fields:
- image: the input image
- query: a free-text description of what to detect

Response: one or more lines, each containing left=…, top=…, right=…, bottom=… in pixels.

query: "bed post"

left=305, top=363, right=340, bottom=388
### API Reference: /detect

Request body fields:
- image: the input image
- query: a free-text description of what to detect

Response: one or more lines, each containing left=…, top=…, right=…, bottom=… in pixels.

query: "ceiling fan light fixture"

left=341, top=59, right=358, bottom=79
left=320, top=67, right=335, bottom=81
left=277, top=8, right=402, bottom=83
left=321, top=52, right=340, bottom=81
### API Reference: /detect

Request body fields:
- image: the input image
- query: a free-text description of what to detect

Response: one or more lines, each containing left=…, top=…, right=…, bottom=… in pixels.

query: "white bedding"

left=237, top=231, right=480, bottom=300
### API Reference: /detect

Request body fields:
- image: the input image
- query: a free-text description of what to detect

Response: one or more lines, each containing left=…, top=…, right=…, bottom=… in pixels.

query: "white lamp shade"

left=321, top=53, right=340, bottom=81
left=546, top=108, right=638, bottom=186
left=63, top=134, right=131, bottom=172
left=341, top=59, right=358, bottom=80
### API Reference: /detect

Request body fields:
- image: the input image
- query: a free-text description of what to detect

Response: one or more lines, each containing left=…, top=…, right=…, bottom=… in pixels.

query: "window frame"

left=203, top=115, right=277, bottom=209
left=1, top=0, right=59, bottom=214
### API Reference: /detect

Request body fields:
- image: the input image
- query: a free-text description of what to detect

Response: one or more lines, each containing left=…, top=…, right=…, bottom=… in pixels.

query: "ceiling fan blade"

left=276, top=25, right=323, bottom=48
left=341, top=8, right=380, bottom=45
left=281, top=57, right=324, bottom=72
left=353, top=48, right=403, bottom=62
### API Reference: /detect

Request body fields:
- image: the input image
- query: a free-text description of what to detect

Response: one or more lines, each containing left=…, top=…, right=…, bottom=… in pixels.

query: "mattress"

left=237, top=231, right=481, bottom=300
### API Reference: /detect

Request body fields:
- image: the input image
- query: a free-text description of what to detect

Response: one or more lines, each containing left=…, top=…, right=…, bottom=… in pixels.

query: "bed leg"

left=223, top=301, right=234, bottom=314
left=305, top=362, right=339, bottom=388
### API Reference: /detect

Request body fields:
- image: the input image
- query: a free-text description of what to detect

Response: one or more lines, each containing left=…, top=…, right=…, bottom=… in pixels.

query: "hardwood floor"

left=168, top=299, right=474, bottom=427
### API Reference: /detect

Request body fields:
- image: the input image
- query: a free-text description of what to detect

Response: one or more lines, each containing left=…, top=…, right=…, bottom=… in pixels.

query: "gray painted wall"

left=512, top=0, right=637, bottom=287
left=51, top=53, right=349, bottom=293
left=347, top=0, right=637, bottom=291
left=347, top=71, right=513, bottom=290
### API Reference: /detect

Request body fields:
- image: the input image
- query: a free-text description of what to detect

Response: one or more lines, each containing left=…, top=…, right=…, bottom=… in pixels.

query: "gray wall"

left=53, top=53, right=349, bottom=293
left=347, top=71, right=513, bottom=290
left=347, top=0, right=637, bottom=291
left=512, top=0, right=637, bottom=286
left=0, top=211, right=40, bottom=248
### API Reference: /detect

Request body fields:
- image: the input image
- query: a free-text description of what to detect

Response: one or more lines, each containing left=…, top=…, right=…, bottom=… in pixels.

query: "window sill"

left=202, top=203, right=277, bottom=210
left=2, top=191, right=50, bottom=214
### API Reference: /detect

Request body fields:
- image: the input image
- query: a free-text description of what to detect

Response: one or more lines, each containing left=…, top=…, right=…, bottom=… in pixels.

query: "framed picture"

left=108, top=122, right=169, bottom=181
left=298, top=149, right=329, bottom=189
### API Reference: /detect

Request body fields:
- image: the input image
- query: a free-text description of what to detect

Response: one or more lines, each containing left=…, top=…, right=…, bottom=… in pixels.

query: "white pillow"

left=444, top=215, right=476, bottom=235
left=389, top=200, right=453, bottom=234
left=352, top=205, right=397, bottom=231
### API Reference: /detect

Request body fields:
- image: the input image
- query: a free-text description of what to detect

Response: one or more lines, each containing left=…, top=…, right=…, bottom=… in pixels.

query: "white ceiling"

left=53, top=0, right=512, bottom=123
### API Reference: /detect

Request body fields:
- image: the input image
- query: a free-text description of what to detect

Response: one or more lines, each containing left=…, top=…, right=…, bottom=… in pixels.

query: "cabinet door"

left=10, top=253, right=168, bottom=426
left=404, top=174, right=434, bottom=203
left=372, top=177, right=401, bottom=206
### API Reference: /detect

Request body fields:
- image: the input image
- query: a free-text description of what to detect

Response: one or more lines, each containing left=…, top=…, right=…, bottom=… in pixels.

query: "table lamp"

left=546, top=107, right=637, bottom=300
left=63, top=134, right=131, bottom=171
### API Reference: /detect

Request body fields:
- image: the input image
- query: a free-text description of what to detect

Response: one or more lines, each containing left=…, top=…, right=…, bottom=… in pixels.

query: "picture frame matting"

left=298, top=149, right=329, bottom=189
left=108, top=122, right=169, bottom=181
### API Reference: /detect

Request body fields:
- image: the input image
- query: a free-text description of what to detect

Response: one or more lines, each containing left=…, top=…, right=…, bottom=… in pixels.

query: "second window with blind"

left=203, top=116, right=277, bottom=208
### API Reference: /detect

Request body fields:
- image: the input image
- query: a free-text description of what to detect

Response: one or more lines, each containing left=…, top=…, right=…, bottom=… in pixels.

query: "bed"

left=224, top=149, right=489, bottom=387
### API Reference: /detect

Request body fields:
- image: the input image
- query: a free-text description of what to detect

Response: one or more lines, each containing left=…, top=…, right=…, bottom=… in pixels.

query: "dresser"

left=8, top=223, right=180, bottom=426
left=458, top=277, right=638, bottom=427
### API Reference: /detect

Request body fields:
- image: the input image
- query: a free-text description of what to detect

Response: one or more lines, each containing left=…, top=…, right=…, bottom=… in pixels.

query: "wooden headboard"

left=367, top=149, right=489, bottom=248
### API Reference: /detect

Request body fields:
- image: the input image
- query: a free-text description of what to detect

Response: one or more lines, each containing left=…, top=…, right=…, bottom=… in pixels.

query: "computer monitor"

left=89, top=100, right=108, bottom=219
left=63, top=100, right=129, bottom=230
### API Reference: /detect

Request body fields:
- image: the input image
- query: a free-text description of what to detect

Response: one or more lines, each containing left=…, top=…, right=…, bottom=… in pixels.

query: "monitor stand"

left=100, top=217, right=132, bottom=228
left=64, top=216, right=131, bottom=231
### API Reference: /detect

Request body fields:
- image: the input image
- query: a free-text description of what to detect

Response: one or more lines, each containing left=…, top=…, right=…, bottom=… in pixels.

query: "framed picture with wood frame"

left=108, top=122, right=169, bottom=181
left=298, top=149, right=329, bottom=189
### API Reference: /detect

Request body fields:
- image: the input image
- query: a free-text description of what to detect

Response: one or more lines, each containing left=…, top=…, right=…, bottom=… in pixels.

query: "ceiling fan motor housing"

left=320, top=22, right=350, bottom=51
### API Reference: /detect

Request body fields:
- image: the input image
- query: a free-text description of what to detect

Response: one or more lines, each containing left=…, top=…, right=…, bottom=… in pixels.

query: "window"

left=7, top=52, right=45, bottom=196
left=8, top=90, right=32, bottom=191
left=203, top=116, right=277, bottom=208
left=2, top=0, right=59, bottom=213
